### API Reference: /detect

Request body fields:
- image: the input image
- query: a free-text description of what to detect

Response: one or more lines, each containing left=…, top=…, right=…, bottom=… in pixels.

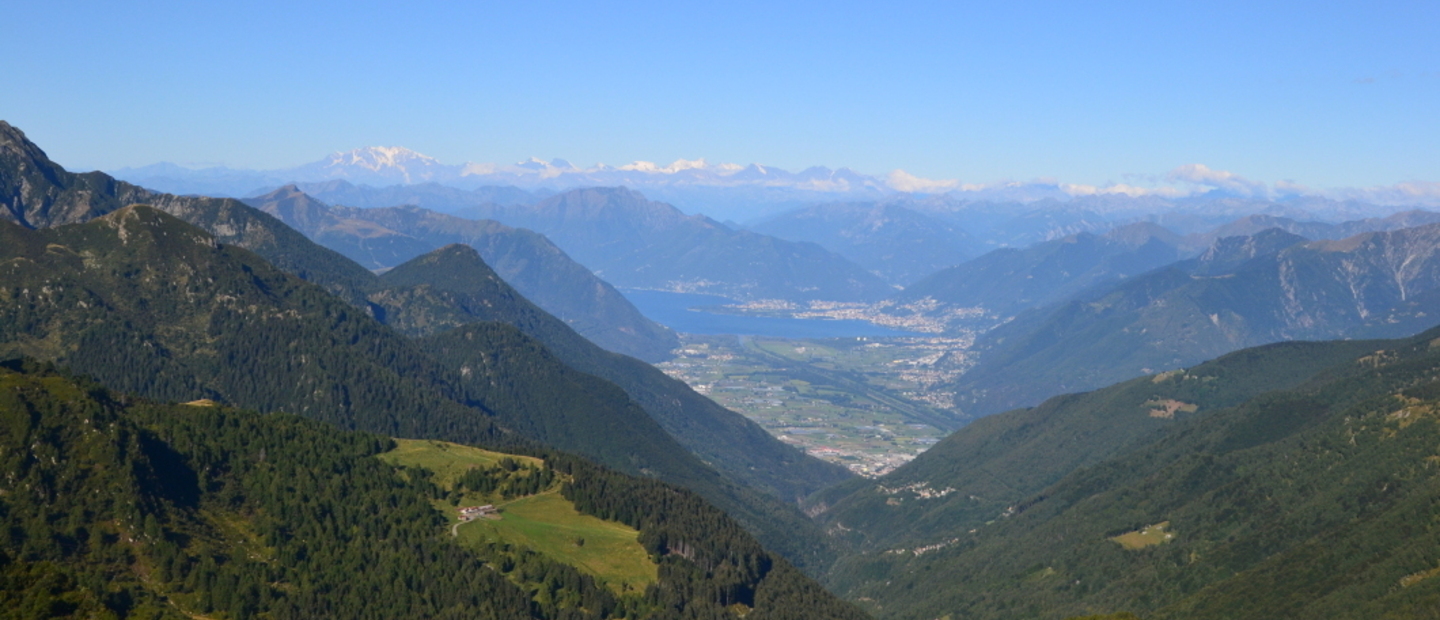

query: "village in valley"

left=657, top=333, right=973, bottom=477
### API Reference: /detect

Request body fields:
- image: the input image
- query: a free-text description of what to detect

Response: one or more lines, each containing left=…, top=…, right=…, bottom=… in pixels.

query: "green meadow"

left=378, top=438, right=543, bottom=486
left=459, top=492, right=658, bottom=591
left=380, top=438, right=657, bottom=591
left=1111, top=521, right=1174, bottom=550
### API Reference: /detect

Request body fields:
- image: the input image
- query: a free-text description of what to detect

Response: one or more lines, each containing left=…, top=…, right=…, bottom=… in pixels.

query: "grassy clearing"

left=378, top=438, right=542, bottom=487
left=1144, top=399, right=1197, bottom=419
left=1111, top=521, right=1174, bottom=550
left=379, top=438, right=656, bottom=590
left=459, top=492, right=657, bottom=591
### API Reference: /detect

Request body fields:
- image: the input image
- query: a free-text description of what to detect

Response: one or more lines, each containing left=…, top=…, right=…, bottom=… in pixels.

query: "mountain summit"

left=294, top=146, right=451, bottom=185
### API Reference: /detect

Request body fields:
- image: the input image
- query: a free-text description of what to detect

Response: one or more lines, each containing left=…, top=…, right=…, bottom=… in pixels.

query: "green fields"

left=379, top=438, right=542, bottom=486
left=1110, top=521, right=1174, bottom=550
left=458, top=492, right=658, bottom=591
left=658, top=334, right=969, bottom=476
left=380, top=438, right=657, bottom=590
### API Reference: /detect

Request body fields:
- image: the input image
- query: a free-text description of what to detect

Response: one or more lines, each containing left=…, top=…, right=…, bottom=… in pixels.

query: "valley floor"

left=657, top=333, right=971, bottom=476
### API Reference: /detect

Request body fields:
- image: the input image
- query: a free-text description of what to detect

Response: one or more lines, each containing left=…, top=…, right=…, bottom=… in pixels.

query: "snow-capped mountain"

left=111, top=149, right=900, bottom=201
left=109, top=147, right=1440, bottom=223
left=291, top=146, right=451, bottom=185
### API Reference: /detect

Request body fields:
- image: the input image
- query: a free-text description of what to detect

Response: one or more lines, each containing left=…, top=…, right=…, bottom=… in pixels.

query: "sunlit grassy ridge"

left=460, top=493, right=658, bottom=591
left=381, top=438, right=657, bottom=591
left=379, top=438, right=542, bottom=486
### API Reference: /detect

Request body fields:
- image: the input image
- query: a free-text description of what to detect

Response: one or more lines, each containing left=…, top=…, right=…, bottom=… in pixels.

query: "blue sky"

left=4, top=0, right=1436, bottom=191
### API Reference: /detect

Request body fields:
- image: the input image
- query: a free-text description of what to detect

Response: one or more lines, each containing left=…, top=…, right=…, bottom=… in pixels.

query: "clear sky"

left=4, top=0, right=1436, bottom=192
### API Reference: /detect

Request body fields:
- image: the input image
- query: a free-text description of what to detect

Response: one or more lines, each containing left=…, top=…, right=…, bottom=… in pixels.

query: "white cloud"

left=887, top=169, right=961, bottom=193
left=1322, top=181, right=1440, bottom=206
left=459, top=162, right=497, bottom=176
left=618, top=158, right=710, bottom=174
left=1061, top=183, right=1188, bottom=198
left=1166, top=163, right=1269, bottom=197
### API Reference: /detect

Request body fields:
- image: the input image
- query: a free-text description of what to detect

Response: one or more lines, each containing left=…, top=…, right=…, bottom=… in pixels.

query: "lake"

left=621, top=290, right=920, bottom=338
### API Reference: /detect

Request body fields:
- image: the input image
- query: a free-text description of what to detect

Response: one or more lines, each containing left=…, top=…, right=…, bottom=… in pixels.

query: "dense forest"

left=0, top=205, right=834, bottom=569
left=817, top=327, right=1440, bottom=619
left=0, top=359, right=868, bottom=619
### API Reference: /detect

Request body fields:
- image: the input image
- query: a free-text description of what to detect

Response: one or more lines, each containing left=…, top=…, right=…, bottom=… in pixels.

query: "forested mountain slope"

left=377, top=245, right=852, bottom=503
left=0, top=122, right=851, bottom=559
left=0, top=207, right=835, bottom=568
left=0, top=359, right=868, bottom=619
left=815, top=326, right=1440, bottom=619
left=244, top=184, right=677, bottom=362
left=808, top=339, right=1384, bottom=552
left=0, top=122, right=381, bottom=306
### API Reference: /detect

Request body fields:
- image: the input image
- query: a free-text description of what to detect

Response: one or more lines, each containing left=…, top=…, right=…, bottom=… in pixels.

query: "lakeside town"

left=657, top=333, right=975, bottom=477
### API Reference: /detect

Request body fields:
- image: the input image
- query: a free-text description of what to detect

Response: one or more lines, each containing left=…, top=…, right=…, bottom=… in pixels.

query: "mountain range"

left=112, top=145, right=1433, bottom=226
left=0, top=120, right=850, bottom=568
left=459, top=187, right=898, bottom=302
left=946, top=223, right=1440, bottom=417
left=747, top=202, right=982, bottom=285
left=111, top=148, right=896, bottom=220
left=22, top=117, right=1440, bottom=618
left=892, top=222, right=1192, bottom=325
left=242, top=184, right=678, bottom=361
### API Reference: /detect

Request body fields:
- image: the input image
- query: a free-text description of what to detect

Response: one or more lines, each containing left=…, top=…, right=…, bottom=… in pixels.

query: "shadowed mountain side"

left=460, top=187, right=897, bottom=302
left=244, top=184, right=677, bottom=361
left=894, top=223, right=1192, bottom=326
left=0, top=121, right=380, bottom=306
left=0, top=207, right=500, bottom=445
left=375, top=244, right=854, bottom=503
left=1186, top=210, right=1440, bottom=249
left=950, top=224, right=1440, bottom=417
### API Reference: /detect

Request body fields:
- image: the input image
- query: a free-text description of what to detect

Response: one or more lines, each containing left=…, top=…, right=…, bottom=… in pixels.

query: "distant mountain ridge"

left=948, top=223, right=1440, bottom=416
left=462, top=187, right=898, bottom=302
left=112, top=145, right=1430, bottom=224
left=747, top=202, right=982, bottom=285
left=111, top=148, right=897, bottom=219
left=243, top=185, right=678, bottom=361
left=892, top=222, right=1195, bottom=326
left=287, top=178, right=548, bottom=210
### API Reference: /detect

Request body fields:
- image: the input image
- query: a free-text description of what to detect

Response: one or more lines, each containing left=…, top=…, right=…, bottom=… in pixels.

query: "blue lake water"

left=621, top=290, right=920, bottom=339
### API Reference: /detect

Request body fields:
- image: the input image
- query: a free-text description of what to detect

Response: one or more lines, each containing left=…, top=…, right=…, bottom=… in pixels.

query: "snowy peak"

left=618, top=158, right=709, bottom=174
left=302, top=146, right=452, bottom=184
left=324, top=146, right=441, bottom=171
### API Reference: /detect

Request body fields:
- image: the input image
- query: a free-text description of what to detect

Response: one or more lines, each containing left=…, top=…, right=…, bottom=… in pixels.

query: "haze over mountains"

left=113, top=144, right=1438, bottom=225
left=461, top=187, right=898, bottom=302
left=113, top=148, right=896, bottom=221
